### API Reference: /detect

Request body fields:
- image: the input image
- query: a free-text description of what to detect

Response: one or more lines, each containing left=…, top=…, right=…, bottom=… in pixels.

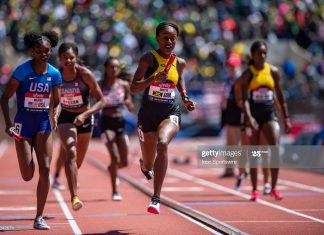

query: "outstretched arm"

left=0, top=77, right=19, bottom=136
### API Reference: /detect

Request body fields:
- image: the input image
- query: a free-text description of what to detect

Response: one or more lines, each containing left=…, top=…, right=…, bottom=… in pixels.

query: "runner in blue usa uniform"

left=0, top=31, right=61, bottom=230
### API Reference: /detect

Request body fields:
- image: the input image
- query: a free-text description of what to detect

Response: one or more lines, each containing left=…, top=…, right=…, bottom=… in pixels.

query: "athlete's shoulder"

left=12, top=59, right=32, bottom=80
left=47, top=63, right=60, bottom=75
left=176, top=56, right=186, bottom=66
left=78, top=64, right=93, bottom=77
left=268, top=63, right=279, bottom=73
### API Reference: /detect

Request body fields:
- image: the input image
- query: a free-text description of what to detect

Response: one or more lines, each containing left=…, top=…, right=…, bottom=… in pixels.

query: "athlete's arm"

left=176, top=58, right=196, bottom=111
left=52, top=85, right=61, bottom=130
left=271, top=66, right=291, bottom=133
left=74, top=67, right=105, bottom=126
left=234, top=78, right=243, bottom=109
left=0, top=77, right=20, bottom=135
left=130, top=53, right=168, bottom=94
left=122, top=80, right=134, bottom=112
left=241, top=69, right=258, bottom=130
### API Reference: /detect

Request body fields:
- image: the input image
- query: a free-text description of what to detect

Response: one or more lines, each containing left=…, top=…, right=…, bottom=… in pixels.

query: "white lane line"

left=294, top=209, right=324, bottom=212
left=278, top=179, right=324, bottom=194
left=168, top=168, right=324, bottom=224
left=0, top=140, right=9, bottom=160
left=163, top=187, right=204, bottom=192
left=224, top=220, right=317, bottom=223
left=0, top=206, right=35, bottom=211
left=257, top=173, right=324, bottom=194
left=171, top=209, right=222, bottom=235
left=52, top=189, right=82, bottom=235
left=0, top=190, right=33, bottom=195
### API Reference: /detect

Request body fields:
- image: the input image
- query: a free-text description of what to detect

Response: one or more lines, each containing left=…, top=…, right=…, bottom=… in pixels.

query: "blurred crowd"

left=0, top=0, right=323, bottom=101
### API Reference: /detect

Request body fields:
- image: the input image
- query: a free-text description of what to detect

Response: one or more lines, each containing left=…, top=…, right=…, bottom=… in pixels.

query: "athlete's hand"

left=154, top=72, right=168, bottom=83
left=248, top=117, right=259, bottom=131
left=283, top=117, right=292, bottom=134
left=73, top=114, right=86, bottom=126
left=5, top=123, right=13, bottom=137
left=183, top=99, right=196, bottom=112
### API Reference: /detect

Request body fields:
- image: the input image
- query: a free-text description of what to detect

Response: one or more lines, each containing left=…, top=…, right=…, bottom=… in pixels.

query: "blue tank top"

left=12, top=60, right=62, bottom=112
left=60, top=65, right=90, bottom=109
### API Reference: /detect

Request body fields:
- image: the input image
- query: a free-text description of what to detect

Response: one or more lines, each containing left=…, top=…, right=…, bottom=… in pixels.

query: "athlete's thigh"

left=15, top=138, right=33, bottom=168
left=157, top=118, right=180, bottom=144
left=139, top=131, right=158, bottom=160
left=58, top=123, right=77, bottom=151
left=226, top=125, right=241, bottom=145
left=260, top=121, right=280, bottom=145
left=33, top=131, right=53, bottom=168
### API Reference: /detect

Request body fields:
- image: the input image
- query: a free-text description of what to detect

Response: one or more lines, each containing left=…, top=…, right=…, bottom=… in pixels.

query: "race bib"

left=61, top=93, right=83, bottom=107
left=252, top=88, right=273, bottom=102
left=24, top=92, right=49, bottom=110
left=148, top=82, right=175, bottom=103
left=103, top=90, right=124, bottom=107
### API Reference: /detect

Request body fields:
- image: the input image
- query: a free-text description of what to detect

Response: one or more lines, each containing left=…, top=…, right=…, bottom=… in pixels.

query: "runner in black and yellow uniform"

left=242, top=40, right=291, bottom=201
left=130, top=22, right=196, bottom=214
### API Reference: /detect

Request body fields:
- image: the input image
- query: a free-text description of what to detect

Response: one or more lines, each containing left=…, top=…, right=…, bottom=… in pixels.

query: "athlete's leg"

left=15, top=138, right=35, bottom=181
left=116, top=134, right=129, bottom=168
left=249, top=128, right=261, bottom=191
left=33, top=131, right=52, bottom=217
left=104, top=130, right=119, bottom=194
left=261, top=121, right=280, bottom=189
left=222, top=125, right=240, bottom=177
left=76, top=132, right=92, bottom=169
left=58, top=124, right=78, bottom=198
left=139, top=130, right=157, bottom=172
left=54, top=144, right=65, bottom=178
left=153, top=118, right=179, bottom=197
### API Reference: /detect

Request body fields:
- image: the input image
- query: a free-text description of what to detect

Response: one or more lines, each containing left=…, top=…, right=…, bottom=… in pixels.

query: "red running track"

left=0, top=136, right=323, bottom=234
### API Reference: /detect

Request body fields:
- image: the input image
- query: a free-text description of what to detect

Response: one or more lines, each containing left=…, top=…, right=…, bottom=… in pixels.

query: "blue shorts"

left=14, top=111, right=52, bottom=138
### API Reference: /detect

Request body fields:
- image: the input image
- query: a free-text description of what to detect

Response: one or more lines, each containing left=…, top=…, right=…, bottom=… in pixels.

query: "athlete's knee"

left=38, top=165, right=50, bottom=177
left=21, top=171, right=34, bottom=181
left=157, top=141, right=168, bottom=153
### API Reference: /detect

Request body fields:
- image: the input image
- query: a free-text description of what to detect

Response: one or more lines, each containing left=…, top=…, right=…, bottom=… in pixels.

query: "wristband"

left=180, top=89, right=187, bottom=95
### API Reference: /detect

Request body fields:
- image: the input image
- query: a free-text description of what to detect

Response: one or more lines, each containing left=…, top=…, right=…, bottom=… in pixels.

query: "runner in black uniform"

left=100, top=57, right=134, bottom=201
left=130, top=22, right=196, bottom=214
left=241, top=40, right=291, bottom=201
left=54, top=42, right=105, bottom=210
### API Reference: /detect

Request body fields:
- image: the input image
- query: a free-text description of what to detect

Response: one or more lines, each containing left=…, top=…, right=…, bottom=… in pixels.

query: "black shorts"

left=100, top=115, right=125, bottom=136
left=251, top=109, right=277, bottom=125
left=138, top=105, right=181, bottom=132
left=58, top=109, right=94, bottom=134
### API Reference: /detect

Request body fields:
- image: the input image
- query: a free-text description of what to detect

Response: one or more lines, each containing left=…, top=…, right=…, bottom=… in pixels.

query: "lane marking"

left=0, top=190, right=33, bottom=195
left=52, top=189, right=82, bottom=235
left=0, top=140, right=9, bottom=160
left=171, top=209, right=222, bottom=235
left=0, top=206, right=35, bottom=211
left=168, top=168, right=324, bottom=224
left=224, top=220, right=317, bottom=223
left=163, top=187, right=204, bottom=192
left=295, top=209, right=324, bottom=212
left=278, top=178, right=324, bottom=194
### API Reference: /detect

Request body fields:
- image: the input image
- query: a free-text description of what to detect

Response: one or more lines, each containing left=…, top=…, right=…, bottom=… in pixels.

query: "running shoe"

left=147, top=195, right=160, bottom=214
left=112, top=192, right=122, bottom=201
left=33, top=216, right=50, bottom=230
left=271, top=189, right=283, bottom=201
left=139, top=159, right=154, bottom=180
left=250, top=190, right=259, bottom=201
left=263, top=183, right=271, bottom=195
left=71, top=196, right=83, bottom=211
left=52, top=180, right=66, bottom=190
